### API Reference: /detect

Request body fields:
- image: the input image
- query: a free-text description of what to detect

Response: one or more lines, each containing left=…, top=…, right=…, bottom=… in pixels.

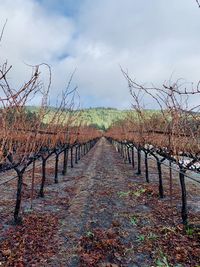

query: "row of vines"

left=0, top=31, right=101, bottom=224
left=106, top=70, right=200, bottom=227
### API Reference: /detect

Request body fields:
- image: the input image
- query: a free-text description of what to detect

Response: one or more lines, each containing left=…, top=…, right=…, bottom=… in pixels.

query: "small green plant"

left=156, top=251, right=173, bottom=267
left=156, top=255, right=170, bottom=267
left=147, top=232, right=158, bottom=240
left=131, top=188, right=146, bottom=197
left=130, top=216, right=138, bottom=225
left=85, top=231, right=94, bottom=238
left=139, top=188, right=146, bottom=193
left=136, top=234, right=145, bottom=242
left=186, top=227, right=194, bottom=236
left=118, top=191, right=130, bottom=197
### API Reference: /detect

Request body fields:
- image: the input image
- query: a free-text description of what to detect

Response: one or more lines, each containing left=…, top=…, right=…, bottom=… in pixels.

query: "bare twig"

left=196, top=0, right=200, bottom=8
left=0, top=19, right=8, bottom=43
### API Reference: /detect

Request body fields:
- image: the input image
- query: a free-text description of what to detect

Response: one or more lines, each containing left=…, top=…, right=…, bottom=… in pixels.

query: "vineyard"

left=0, top=16, right=200, bottom=267
left=0, top=64, right=199, bottom=266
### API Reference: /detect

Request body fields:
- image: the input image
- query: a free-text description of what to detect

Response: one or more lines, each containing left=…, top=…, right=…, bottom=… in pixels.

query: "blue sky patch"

left=36, top=0, right=82, bottom=17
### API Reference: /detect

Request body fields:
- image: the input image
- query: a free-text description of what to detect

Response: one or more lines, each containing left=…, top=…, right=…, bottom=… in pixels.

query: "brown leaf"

left=1, top=249, right=11, bottom=257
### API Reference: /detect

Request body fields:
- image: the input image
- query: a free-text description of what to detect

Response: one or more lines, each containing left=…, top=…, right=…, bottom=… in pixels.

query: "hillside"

left=26, top=106, right=161, bottom=130
left=26, top=106, right=132, bottom=130
left=77, top=107, right=131, bottom=130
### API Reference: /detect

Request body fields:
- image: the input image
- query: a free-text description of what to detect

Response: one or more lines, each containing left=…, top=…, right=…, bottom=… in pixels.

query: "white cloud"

left=1, top=0, right=200, bottom=108
left=0, top=0, right=74, bottom=104
left=1, top=0, right=74, bottom=61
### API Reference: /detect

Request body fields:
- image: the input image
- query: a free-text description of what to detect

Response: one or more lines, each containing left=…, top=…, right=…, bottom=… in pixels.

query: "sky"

left=0, top=0, right=200, bottom=109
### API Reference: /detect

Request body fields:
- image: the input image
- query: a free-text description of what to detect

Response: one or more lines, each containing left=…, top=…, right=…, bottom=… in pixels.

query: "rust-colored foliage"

left=0, top=213, right=58, bottom=266
left=79, top=228, right=125, bottom=266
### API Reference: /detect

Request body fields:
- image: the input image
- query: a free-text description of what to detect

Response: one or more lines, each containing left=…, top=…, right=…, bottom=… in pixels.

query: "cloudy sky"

left=0, top=0, right=200, bottom=109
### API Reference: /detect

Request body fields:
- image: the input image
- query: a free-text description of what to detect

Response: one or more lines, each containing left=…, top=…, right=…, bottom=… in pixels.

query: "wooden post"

left=30, top=160, right=35, bottom=209
left=145, top=152, right=149, bottom=183
left=131, top=146, right=135, bottom=168
left=62, top=148, right=68, bottom=175
left=71, top=147, right=74, bottom=168
left=157, top=160, right=164, bottom=198
left=127, top=146, right=131, bottom=164
left=75, top=146, right=78, bottom=164
left=179, top=168, right=188, bottom=226
left=55, top=153, right=59, bottom=183
left=39, top=158, right=47, bottom=198
left=137, top=147, right=141, bottom=175
left=14, top=170, right=24, bottom=224
left=78, top=145, right=81, bottom=160
left=169, top=161, right=173, bottom=207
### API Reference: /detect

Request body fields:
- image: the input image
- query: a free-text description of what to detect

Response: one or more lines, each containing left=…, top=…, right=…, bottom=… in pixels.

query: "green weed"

left=117, top=191, right=130, bottom=197
left=186, top=227, right=194, bottom=236
left=130, top=216, right=138, bottom=225
left=136, top=234, right=145, bottom=242
left=85, top=231, right=94, bottom=238
left=156, top=254, right=170, bottom=267
left=155, top=251, right=183, bottom=267
left=132, top=188, right=146, bottom=197
left=147, top=232, right=158, bottom=240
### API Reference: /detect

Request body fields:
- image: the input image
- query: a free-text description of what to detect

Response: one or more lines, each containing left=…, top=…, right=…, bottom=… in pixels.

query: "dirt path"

left=0, top=137, right=199, bottom=266
left=49, top=137, right=151, bottom=266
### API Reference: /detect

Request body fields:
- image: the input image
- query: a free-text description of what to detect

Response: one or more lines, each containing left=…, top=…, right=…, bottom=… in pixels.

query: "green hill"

left=77, top=107, right=131, bottom=130
left=26, top=106, right=131, bottom=130
left=26, top=106, right=159, bottom=130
